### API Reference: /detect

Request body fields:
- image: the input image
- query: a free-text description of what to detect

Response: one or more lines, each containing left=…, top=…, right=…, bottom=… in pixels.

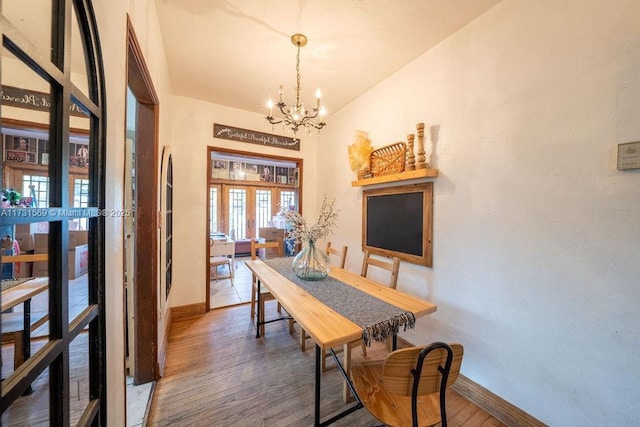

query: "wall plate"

left=617, top=141, right=640, bottom=170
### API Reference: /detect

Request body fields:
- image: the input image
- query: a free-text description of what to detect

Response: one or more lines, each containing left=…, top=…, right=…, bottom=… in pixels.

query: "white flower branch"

left=279, top=194, right=339, bottom=244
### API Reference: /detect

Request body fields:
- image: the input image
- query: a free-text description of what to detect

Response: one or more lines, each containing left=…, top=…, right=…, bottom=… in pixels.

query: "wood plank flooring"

left=147, top=303, right=508, bottom=427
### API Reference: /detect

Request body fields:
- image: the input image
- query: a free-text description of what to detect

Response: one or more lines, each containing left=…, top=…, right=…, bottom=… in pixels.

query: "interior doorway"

left=124, top=17, right=160, bottom=422
left=206, top=148, right=303, bottom=310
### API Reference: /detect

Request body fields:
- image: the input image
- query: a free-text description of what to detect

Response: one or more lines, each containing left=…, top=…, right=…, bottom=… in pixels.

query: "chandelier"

left=266, top=34, right=327, bottom=137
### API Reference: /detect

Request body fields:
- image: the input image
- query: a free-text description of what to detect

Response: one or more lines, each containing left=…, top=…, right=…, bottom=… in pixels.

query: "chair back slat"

left=325, top=241, right=348, bottom=268
left=251, top=238, right=283, bottom=260
left=381, top=343, right=464, bottom=396
left=361, top=250, right=401, bottom=289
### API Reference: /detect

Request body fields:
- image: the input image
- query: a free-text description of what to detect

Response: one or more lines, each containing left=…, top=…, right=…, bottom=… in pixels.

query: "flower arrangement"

left=280, top=194, right=338, bottom=280
left=279, top=194, right=338, bottom=244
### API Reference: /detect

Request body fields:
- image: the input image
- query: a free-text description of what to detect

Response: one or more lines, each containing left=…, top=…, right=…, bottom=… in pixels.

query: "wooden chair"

left=210, top=238, right=235, bottom=284
left=325, top=241, right=348, bottom=270
left=249, top=238, right=285, bottom=335
left=350, top=342, right=464, bottom=427
left=297, top=242, right=349, bottom=371
left=361, top=249, right=401, bottom=289
left=335, top=250, right=403, bottom=401
left=358, top=251, right=401, bottom=353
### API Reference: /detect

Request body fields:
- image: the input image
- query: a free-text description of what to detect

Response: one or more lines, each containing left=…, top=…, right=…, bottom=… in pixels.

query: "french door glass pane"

left=280, top=190, right=296, bottom=211
left=69, top=332, right=90, bottom=424
left=1, top=366, right=51, bottom=425
left=210, top=187, right=218, bottom=232
left=1, top=46, right=51, bottom=207
left=68, top=218, right=90, bottom=323
left=228, top=188, right=246, bottom=240
left=255, top=189, right=272, bottom=238
left=70, top=98, right=91, bottom=144
left=70, top=2, right=90, bottom=97
left=2, top=1, right=52, bottom=65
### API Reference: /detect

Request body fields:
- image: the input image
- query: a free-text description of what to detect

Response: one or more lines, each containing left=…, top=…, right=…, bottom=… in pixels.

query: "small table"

left=245, top=258, right=437, bottom=426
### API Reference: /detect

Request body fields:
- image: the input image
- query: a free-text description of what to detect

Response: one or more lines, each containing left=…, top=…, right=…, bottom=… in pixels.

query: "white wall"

left=319, top=0, right=640, bottom=425
left=167, top=94, right=320, bottom=308
left=93, top=0, right=174, bottom=424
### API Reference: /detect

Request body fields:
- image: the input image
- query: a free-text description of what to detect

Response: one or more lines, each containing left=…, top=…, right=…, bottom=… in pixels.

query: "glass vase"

left=291, top=240, right=330, bottom=281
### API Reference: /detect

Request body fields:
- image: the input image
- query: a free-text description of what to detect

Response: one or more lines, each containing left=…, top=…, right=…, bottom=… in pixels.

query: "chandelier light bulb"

left=266, top=99, right=274, bottom=116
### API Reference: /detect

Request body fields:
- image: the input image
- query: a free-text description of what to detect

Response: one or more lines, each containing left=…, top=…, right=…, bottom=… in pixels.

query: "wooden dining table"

left=245, top=258, right=437, bottom=426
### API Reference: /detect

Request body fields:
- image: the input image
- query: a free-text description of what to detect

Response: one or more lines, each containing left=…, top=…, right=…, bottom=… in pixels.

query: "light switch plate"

left=617, top=141, right=640, bottom=170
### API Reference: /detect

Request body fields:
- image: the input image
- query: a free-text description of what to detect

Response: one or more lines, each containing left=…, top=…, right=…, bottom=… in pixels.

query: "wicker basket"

left=369, top=142, right=406, bottom=177
left=357, top=168, right=372, bottom=180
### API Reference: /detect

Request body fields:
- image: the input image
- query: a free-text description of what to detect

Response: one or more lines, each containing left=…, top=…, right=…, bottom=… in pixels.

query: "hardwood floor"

left=147, top=303, right=507, bottom=427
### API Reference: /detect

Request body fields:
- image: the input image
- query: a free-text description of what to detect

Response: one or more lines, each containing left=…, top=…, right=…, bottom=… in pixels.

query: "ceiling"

left=155, top=0, right=501, bottom=117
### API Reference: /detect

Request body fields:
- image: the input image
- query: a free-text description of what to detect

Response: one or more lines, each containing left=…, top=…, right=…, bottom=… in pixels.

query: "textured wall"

left=319, top=0, right=640, bottom=425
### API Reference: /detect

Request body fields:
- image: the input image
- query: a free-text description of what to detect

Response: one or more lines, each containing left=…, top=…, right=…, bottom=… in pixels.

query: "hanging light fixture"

left=266, top=34, right=327, bottom=137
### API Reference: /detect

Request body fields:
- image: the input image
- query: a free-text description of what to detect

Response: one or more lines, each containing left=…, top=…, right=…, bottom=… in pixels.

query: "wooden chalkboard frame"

left=362, top=182, right=433, bottom=266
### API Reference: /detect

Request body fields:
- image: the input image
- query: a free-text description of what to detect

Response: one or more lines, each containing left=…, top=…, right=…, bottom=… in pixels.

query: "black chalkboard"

left=366, top=192, right=423, bottom=256
left=362, top=182, right=433, bottom=266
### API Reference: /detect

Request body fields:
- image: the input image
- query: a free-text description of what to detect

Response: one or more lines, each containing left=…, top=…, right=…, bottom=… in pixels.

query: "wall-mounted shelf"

left=351, top=168, right=438, bottom=187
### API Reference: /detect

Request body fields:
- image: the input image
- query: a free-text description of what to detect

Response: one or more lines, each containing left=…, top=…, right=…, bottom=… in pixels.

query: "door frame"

left=205, top=146, right=304, bottom=311
left=126, top=17, right=159, bottom=384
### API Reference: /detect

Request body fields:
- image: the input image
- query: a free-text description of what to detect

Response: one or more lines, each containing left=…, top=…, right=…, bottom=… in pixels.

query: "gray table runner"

left=264, top=257, right=415, bottom=346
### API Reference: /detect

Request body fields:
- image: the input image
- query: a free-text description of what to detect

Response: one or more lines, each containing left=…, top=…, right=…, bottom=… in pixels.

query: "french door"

left=226, top=185, right=272, bottom=240
left=0, top=0, right=107, bottom=424
left=212, top=184, right=296, bottom=240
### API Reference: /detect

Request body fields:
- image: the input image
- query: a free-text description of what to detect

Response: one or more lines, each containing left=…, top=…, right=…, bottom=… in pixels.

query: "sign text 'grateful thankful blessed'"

left=213, top=124, right=300, bottom=151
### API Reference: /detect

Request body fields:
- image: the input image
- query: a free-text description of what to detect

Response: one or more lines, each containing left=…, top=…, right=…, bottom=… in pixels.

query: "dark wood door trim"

left=127, top=16, right=159, bottom=384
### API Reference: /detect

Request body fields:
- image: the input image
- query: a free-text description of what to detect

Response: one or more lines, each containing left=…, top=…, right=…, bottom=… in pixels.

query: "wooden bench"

left=1, top=311, right=49, bottom=369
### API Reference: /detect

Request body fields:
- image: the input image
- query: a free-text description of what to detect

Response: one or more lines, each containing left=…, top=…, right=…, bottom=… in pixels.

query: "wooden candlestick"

left=406, top=133, right=415, bottom=171
left=416, top=123, right=427, bottom=169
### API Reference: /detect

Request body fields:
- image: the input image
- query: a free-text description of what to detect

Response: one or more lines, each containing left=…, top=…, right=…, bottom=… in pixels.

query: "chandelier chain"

left=295, top=42, right=301, bottom=108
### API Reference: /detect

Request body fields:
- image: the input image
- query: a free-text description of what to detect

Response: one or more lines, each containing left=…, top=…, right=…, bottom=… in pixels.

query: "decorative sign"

left=213, top=123, right=300, bottom=151
left=617, top=141, right=640, bottom=170
left=1, top=85, right=89, bottom=117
